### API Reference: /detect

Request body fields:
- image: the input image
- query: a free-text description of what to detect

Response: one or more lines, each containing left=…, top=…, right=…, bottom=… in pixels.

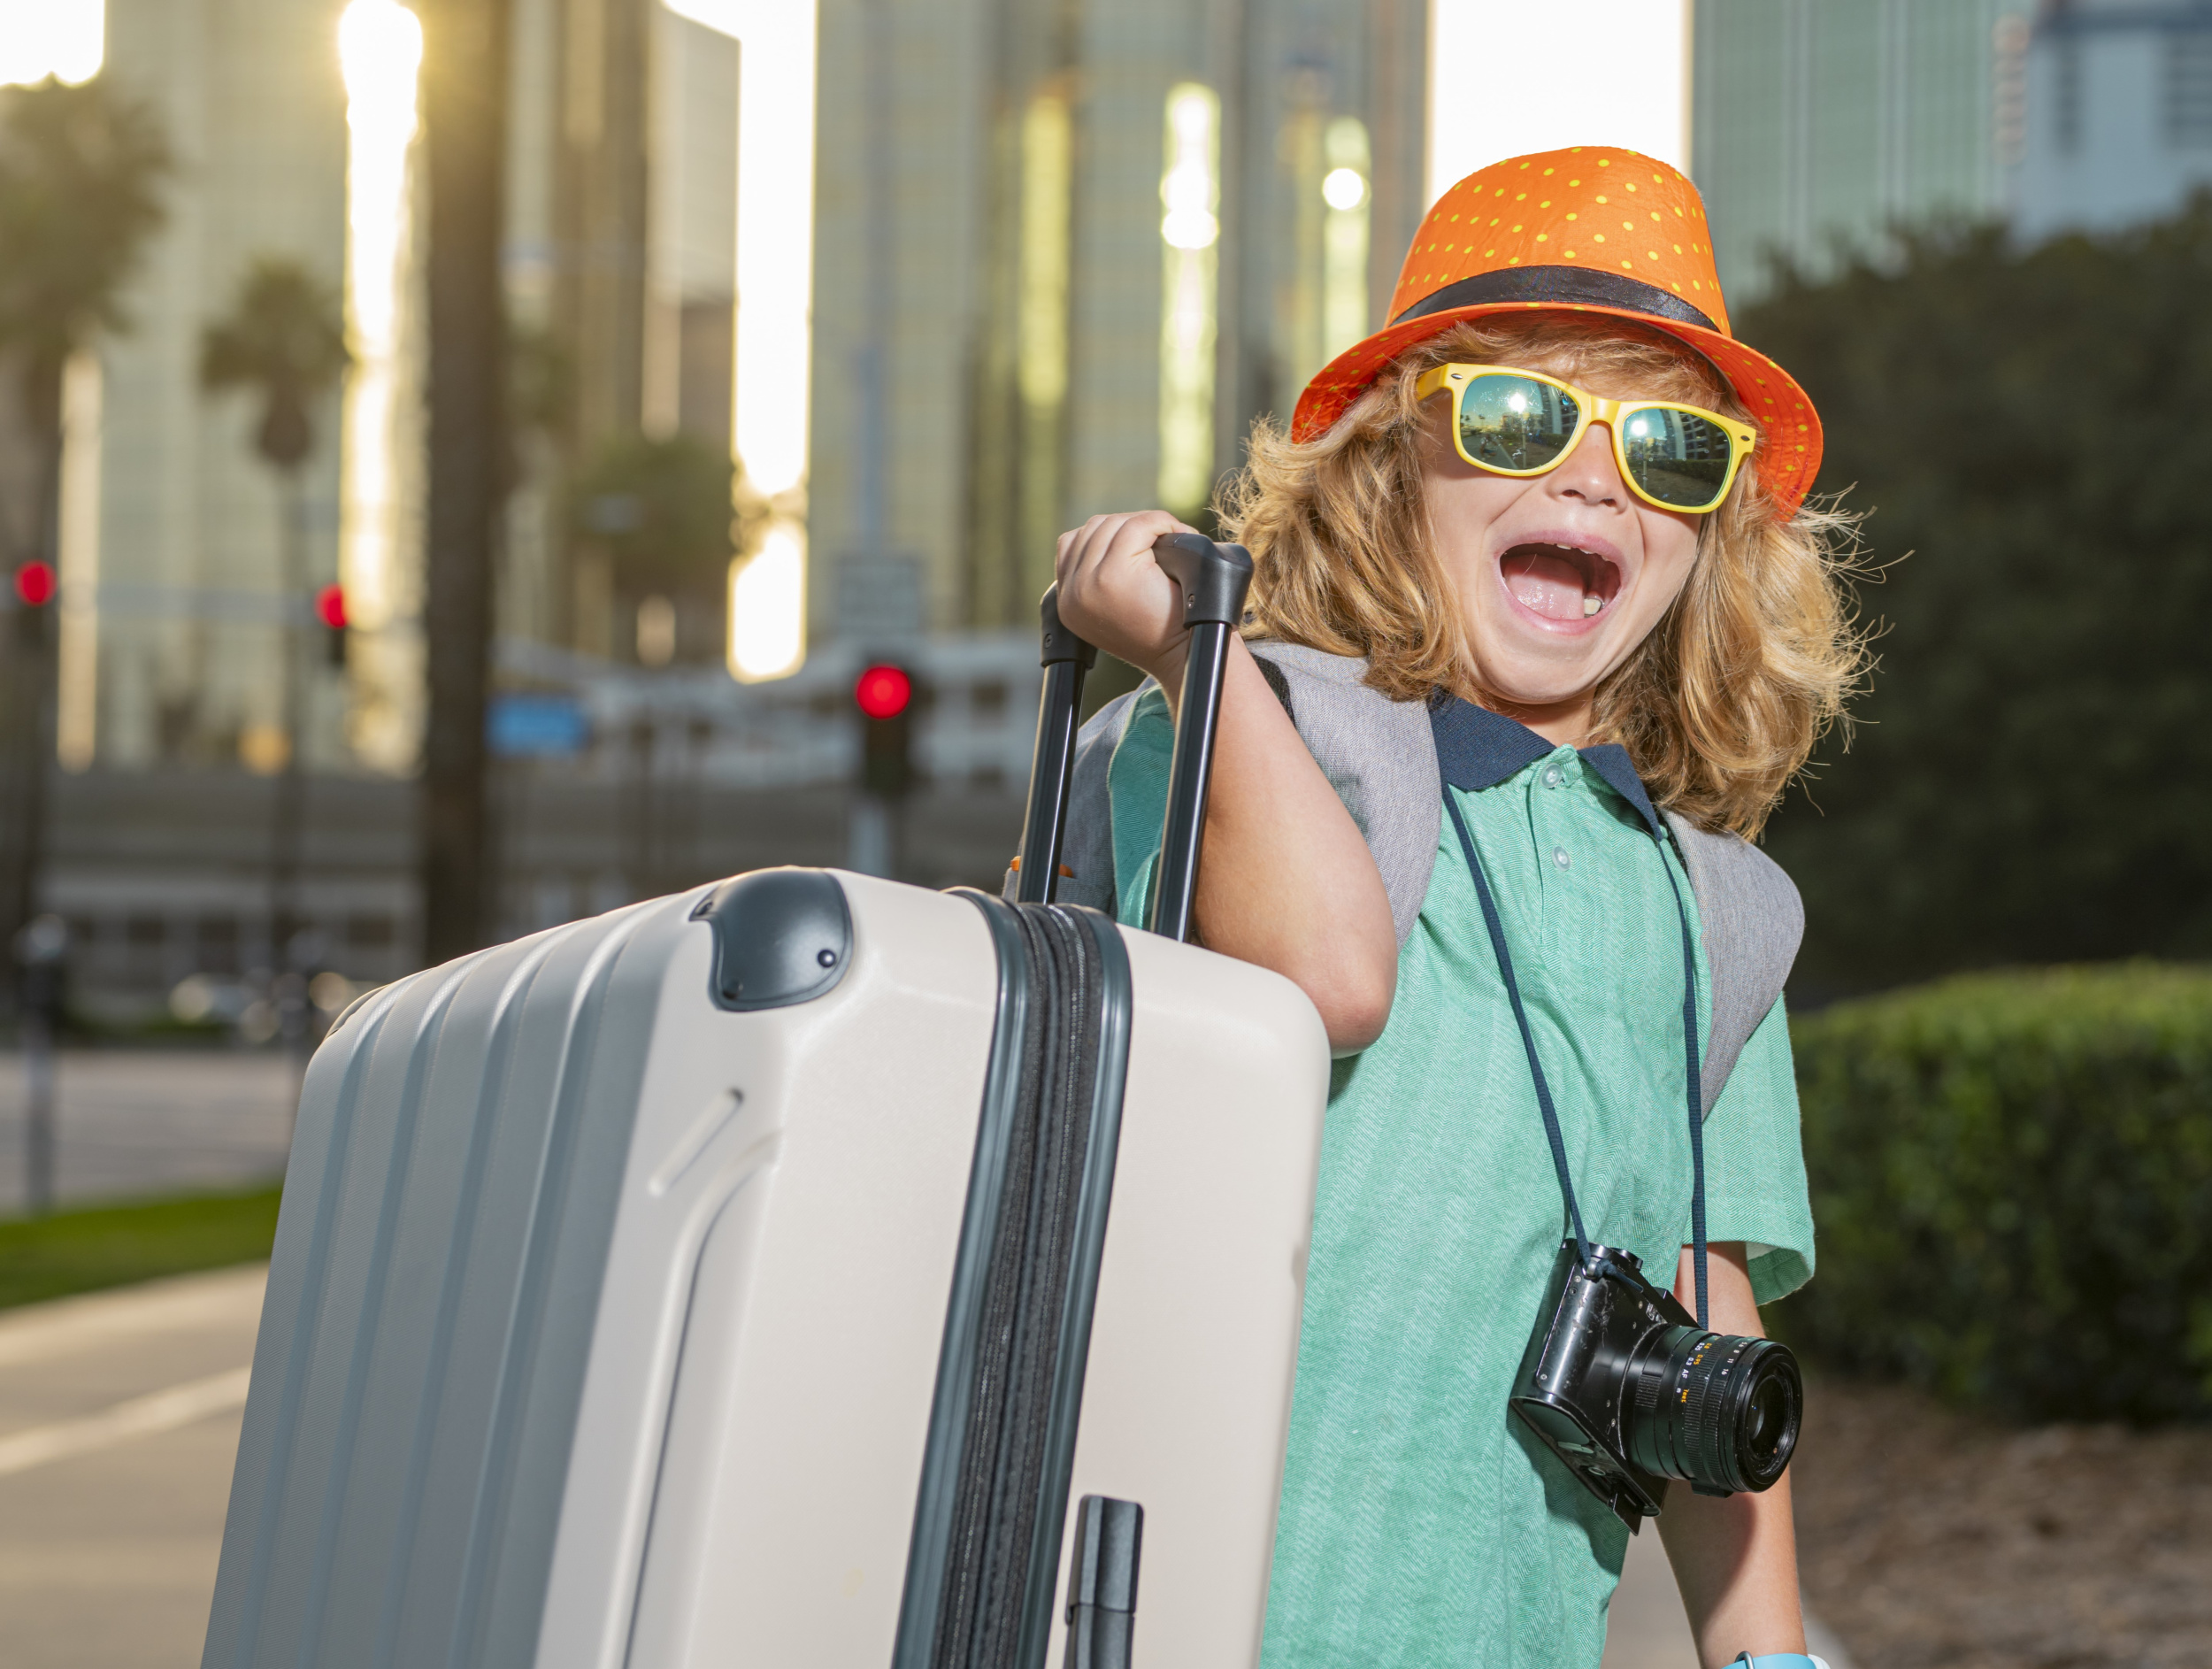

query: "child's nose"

left=1544, top=422, right=1629, bottom=511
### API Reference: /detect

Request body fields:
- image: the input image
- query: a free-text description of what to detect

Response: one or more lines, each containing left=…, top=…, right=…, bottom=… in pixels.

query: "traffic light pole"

left=270, top=469, right=312, bottom=1080
left=4, top=570, right=58, bottom=1022
left=15, top=916, right=64, bottom=1215
left=848, top=792, right=896, bottom=881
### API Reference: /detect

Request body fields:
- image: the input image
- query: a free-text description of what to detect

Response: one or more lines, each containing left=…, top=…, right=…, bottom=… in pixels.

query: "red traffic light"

left=315, top=583, right=348, bottom=630
left=854, top=663, right=912, bottom=720
left=13, top=561, right=56, bottom=608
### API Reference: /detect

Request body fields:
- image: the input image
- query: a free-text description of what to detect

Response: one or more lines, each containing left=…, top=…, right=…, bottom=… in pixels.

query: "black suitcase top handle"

left=1013, top=534, right=1255, bottom=944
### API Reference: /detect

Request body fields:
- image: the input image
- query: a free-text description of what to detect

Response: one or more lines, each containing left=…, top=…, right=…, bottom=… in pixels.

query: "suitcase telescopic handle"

left=1146, top=533, right=1255, bottom=942
left=1014, top=584, right=1101, bottom=905
left=1014, top=535, right=1254, bottom=934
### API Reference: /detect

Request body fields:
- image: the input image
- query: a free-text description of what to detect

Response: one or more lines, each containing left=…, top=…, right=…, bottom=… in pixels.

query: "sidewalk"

left=0, top=1265, right=265, bottom=1669
left=0, top=1050, right=296, bottom=1216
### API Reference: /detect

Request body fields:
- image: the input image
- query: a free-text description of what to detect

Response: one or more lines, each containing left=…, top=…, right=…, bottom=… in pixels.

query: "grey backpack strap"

left=1247, top=644, right=1440, bottom=947
left=1018, top=688, right=1140, bottom=913
left=1047, top=648, right=1440, bottom=942
left=1663, top=812, right=1804, bottom=1112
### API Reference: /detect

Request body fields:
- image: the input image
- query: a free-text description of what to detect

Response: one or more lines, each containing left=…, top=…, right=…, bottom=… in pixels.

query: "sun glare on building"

left=1157, top=83, right=1221, bottom=516
left=340, top=1, right=421, bottom=358
left=1426, top=0, right=1688, bottom=201
left=0, top=0, right=104, bottom=88
left=337, top=0, right=425, bottom=769
left=665, top=0, right=817, bottom=681
left=729, top=523, right=805, bottom=682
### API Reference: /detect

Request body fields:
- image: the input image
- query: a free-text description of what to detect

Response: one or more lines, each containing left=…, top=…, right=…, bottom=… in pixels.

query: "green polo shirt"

left=1106, top=687, right=1815, bottom=1668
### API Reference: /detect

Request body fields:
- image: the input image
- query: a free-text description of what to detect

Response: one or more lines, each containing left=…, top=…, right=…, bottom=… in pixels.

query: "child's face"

left=1420, top=356, right=1707, bottom=716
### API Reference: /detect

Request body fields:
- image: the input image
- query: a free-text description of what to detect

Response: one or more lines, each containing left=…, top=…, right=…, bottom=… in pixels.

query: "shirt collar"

left=1427, top=692, right=1664, bottom=839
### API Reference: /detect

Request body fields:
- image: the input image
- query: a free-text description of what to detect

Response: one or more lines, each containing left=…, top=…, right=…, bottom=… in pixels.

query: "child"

left=1050, top=149, right=1862, bottom=1667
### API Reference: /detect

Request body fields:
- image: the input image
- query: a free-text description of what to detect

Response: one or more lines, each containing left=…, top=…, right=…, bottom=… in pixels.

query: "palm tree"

left=202, top=258, right=350, bottom=479
left=0, top=75, right=170, bottom=1003
left=200, top=257, right=349, bottom=1045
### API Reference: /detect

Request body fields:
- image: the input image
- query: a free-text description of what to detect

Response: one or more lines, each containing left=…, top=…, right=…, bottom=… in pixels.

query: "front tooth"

left=1583, top=595, right=1601, bottom=617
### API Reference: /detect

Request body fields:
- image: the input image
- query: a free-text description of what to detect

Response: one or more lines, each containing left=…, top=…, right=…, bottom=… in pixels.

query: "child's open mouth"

left=1498, top=541, right=1623, bottom=624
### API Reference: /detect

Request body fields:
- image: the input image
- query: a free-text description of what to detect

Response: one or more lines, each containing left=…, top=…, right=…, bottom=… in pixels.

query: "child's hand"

left=1055, top=511, right=1202, bottom=686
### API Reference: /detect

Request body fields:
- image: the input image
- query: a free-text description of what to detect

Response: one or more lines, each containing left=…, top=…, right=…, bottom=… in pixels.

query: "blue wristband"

left=1732, top=1656, right=1828, bottom=1669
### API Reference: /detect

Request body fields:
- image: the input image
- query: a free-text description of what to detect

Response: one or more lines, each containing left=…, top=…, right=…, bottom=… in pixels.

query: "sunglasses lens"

left=1456, top=375, right=1580, bottom=473
left=1619, top=408, right=1736, bottom=509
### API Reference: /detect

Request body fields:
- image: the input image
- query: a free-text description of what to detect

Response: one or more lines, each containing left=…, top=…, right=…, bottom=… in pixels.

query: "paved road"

left=0, top=1051, right=296, bottom=1217
left=0, top=1265, right=264, bottom=1669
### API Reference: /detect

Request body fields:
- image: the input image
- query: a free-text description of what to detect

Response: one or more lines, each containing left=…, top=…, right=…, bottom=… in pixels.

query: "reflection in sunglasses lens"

left=1458, top=375, right=1578, bottom=473
left=1621, top=408, right=1732, bottom=508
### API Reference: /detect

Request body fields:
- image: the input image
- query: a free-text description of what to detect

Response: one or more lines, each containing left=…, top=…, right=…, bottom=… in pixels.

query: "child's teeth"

left=1582, top=595, right=1601, bottom=617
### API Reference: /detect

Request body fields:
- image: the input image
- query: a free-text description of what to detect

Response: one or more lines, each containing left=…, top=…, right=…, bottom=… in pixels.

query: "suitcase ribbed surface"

left=896, top=900, right=1133, bottom=1669
left=201, top=903, right=668, bottom=1669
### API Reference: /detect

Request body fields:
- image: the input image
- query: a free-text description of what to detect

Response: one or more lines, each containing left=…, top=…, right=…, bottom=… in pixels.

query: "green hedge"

left=1785, top=964, right=2212, bottom=1423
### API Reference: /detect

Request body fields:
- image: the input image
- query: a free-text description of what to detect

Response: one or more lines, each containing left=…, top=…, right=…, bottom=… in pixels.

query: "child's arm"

left=1656, top=1242, right=1809, bottom=1667
left=1055, top=511, right=1399, bottom=1053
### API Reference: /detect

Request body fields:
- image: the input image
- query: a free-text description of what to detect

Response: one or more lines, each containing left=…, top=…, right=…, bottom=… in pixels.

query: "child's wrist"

left=1140, top=639, right=1193, bottom=707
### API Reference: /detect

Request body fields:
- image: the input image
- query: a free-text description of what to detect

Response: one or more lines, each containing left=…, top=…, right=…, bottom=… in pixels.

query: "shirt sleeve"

left=1694, top=996, right=1816, bottom=1305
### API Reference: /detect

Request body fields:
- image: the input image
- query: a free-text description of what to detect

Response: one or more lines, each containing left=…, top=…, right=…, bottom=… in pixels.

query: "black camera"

left=1509, top=1240, right=1801, bottom=1531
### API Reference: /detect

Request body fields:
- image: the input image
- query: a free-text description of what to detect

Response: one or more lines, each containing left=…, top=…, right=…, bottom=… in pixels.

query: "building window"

left=1993, top=14, right=2030, bottom=170
left=346, top=913, right=396, bottom=950
left=196, top=914, right=242, bottom=974
left=2054, top=38, right=2081, bottom=155
left=2169, top=31, right=2212, bottom=147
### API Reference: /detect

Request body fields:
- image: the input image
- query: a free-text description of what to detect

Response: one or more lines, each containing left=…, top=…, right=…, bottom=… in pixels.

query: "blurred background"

left=0, top=2, right=2208, bottom=1666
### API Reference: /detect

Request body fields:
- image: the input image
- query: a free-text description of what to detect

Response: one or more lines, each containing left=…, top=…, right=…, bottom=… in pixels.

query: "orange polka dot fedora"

left=1291, top=145, right=1823, bottom=519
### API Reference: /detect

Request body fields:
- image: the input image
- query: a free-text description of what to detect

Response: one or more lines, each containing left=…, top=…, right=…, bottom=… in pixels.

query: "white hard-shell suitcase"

left=202, top=535, right=1329, bottom=1669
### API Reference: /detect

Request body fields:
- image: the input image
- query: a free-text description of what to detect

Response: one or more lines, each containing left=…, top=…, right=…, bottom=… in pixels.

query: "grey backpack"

left=1048, top=643, right=1801, bottom=1110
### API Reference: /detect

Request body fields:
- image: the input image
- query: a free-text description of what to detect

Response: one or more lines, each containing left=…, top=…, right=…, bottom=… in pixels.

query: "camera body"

left=1510, top=1241, right=1801, bottom=1532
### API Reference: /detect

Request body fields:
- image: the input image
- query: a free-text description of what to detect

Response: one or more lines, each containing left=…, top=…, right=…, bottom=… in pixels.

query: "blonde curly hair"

left=1218, top=312, right=1867, bottom=838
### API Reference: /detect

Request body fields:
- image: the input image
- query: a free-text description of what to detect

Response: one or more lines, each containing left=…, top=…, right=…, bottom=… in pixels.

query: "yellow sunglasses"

left=1414, top=364, right=1757, bottom=515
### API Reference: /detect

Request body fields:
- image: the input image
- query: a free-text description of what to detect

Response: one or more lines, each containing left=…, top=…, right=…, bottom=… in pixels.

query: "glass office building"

left=1691, top=0, right=2035, bottom=303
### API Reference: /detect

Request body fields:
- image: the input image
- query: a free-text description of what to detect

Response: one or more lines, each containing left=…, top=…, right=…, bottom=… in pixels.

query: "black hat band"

left=1394, top=266, right=1719, bottom=335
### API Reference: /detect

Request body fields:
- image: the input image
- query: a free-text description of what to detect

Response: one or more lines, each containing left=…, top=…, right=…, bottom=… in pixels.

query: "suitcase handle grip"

left=1013, top=535, right=1254, bottom=938
left=1063, top=1494, right=1143, bottom=1668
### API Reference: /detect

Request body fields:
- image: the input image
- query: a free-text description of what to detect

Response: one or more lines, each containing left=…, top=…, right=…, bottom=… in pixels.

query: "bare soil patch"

left=1793, top=1376, right=2212, bottom=1668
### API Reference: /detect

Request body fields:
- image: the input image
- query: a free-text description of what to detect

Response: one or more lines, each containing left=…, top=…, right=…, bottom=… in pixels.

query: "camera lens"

left=1624, top=1327, right=1801, bottom=1494
left=1744, top=1373, right=1791, bottom=1466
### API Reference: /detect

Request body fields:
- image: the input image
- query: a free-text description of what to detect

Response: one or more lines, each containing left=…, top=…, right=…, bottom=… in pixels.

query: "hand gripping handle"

left=1012, top=535, right=1253, bottom=937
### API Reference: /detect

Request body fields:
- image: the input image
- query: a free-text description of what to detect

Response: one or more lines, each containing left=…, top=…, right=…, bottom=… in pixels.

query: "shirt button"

left=1542, top=765, right=1563, bottom=788
left=1553, top=846, right=1571, bottom=871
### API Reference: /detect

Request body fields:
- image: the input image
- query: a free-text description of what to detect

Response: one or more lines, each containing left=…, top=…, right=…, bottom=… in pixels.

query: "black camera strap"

left=1441, top=790, right=1711, bottom=1328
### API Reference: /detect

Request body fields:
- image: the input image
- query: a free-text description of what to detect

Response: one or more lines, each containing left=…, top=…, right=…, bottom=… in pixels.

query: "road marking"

left=0, top=1366, right=251, bottom=1479
left=0, top=1264, right=268, bottom=1369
